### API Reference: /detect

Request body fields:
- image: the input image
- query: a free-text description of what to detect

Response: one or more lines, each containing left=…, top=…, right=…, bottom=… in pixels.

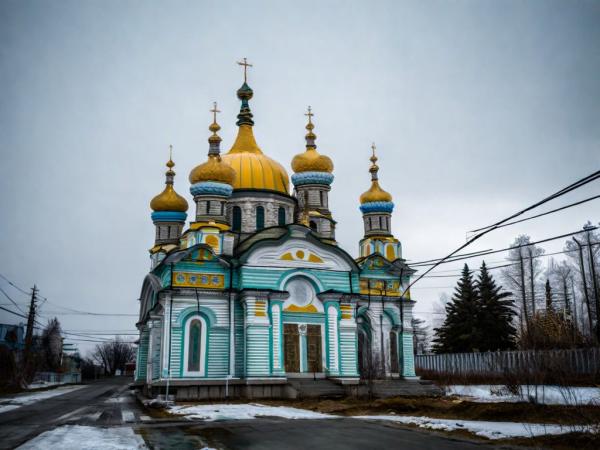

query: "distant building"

left=135, top=66, right=417, bottom=398
left=0, top=323, right=25, bottom=351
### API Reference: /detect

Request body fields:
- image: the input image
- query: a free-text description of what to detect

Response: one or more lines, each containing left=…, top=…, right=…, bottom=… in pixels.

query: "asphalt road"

left=0, top=377, right=133, bottom=449
left=143, top=418, right=509, bottom=450
left=0, top=379, right=513, bottom=449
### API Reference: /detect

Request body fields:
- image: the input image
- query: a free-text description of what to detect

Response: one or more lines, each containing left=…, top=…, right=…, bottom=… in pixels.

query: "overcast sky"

left=1, top=1, right=599, bottom=353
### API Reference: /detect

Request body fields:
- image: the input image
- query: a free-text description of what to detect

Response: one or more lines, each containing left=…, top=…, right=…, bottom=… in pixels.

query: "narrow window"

left=319, top=191, right=324, bottom=206
left=220, top=202, right=224, bottom=216
left=256, top=206, right=265, bottom=230
left=309, top=220, right=318, bottom=232
left=188, top=319, right=202, bottom=372
left=232, top=206, right=242, bottom=232
left=206, top=200, right=211, bottom=215
left=278, top=207, right=286, bottom=226
left=378, top=216, right=382, bottom=229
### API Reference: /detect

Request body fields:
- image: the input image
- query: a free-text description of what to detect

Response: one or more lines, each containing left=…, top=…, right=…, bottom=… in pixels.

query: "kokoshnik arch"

left=135, top=61, right=418, bottom=399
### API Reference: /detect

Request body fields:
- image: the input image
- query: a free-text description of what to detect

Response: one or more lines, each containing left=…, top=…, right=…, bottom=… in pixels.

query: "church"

left=135, top=61, right=418, bottom=399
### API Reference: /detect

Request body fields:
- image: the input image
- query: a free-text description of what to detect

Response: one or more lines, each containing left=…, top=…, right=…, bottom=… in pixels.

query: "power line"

left=405, top=169, right=600, bottom=290
left=411, top=228, right=597, bottom=268
left=0, top=305, right=29, bottom=320
left=0, top=286, right=27, bottom=315
left=468, top=194, right=600, bottom=234
left=0, top=272, right=30, bottom=296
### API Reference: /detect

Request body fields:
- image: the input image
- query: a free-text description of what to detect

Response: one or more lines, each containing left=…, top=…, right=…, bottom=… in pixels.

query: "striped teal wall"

left=339, top=330, right=359, bottom=376
left=207, top=327, right=229, bottom=377
left=401, top=332, right=416, bottom=377
left=234, top=302, right=244, bottom=377
left=136, top=330, right=149, bottom=381
left=240, top=267, right=359, bottom=292
left=151, top=329, right=161, bottom=380
left=245, top=325, right=270, bottom=376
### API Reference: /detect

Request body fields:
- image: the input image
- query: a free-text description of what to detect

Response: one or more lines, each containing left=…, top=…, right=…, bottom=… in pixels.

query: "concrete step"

left=288, top=379, right=345, bottom=399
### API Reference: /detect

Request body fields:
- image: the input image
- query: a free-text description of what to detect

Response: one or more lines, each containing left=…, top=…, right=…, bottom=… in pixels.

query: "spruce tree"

left=476, top=261, right=517, bottom=351
left=433, top=264, right=482, bottom=353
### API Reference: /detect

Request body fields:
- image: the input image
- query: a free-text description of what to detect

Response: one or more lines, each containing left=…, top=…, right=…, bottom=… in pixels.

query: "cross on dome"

left=237, top=57, right=253, bottom=82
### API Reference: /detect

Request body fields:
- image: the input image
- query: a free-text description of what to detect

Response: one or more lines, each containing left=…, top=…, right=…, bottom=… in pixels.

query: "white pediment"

left=244, top=238, right=353, bottom=271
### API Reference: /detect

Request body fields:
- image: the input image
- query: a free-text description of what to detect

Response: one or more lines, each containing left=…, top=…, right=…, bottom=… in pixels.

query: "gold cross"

left=304, top=106, right=314, bottom=123
left=237, top=57, right=253, bottom=82
left=210, top=101, right=221, bottom=122
left=371, top=142, right=376, bottom=157
left=169, top=144, right=173, bottom=160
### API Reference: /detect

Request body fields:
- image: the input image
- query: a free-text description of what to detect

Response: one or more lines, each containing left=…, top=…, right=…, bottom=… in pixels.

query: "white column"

left=326, top=304, right=339, bottom=374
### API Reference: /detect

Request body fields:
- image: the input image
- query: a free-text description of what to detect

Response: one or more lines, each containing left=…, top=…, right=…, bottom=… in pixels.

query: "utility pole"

left=573, top=237, right=594, bottom=339
left=23, top=285, right=38, bottom=383
left=585, top=228, right=600, bottom=341
left=518, top=250, right=529, bottom=336
left=527, top=247, right=536, bottom=317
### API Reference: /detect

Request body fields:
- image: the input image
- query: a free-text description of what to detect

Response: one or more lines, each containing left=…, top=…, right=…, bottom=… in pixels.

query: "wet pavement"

left=1, top=379, right=514, bottom=449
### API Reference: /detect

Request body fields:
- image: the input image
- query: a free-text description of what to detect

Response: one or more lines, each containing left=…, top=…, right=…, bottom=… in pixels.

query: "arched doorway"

left=357, top=313, right=372, bottom=379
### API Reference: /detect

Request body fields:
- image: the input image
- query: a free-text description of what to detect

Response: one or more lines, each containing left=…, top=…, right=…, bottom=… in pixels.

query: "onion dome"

left=150, top=149, right=189, bottom=212
left=291, top=106, right=334, bottom=174
left=359, top=144, right=393, bottom=205
left=221, top=58, right=290, bottom=195
left=189, top=102, right=236, bottom=186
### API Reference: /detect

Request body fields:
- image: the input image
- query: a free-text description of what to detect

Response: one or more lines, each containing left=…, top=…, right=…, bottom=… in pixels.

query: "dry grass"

left=260, top=396, right=600, bottom=426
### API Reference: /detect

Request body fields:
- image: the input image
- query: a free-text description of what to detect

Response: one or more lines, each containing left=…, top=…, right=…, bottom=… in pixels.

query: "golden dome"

left=222, top=125, right=290, bottom=194
left=189, top=155, right=236, bottom=185
left=359, top=144, right=393, bottom=204
left=189, top=102, right=237, bottom=186
left=291, top=107, right=334, bottom=174
left=151, top=156, right=189, bottom=212
left=360, top=180, right=393, bottom=204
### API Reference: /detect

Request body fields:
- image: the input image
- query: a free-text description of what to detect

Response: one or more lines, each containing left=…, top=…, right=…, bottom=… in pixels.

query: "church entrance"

left=284, top=323, right=323, bottom=373
left=284, top=324, right=300, bottom=372
left=306, top=324, right=322, bottom=372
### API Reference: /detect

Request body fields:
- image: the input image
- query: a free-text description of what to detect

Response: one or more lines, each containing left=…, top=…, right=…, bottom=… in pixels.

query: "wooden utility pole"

left=527, top=247, right=536, bottom=316
left=518, top=250, right=529, bottom=335
left=22, top=285, right=38, bottom=382
left=585, top=230, right=600, bottom=341
left=573, top=237, right=594, bottom=338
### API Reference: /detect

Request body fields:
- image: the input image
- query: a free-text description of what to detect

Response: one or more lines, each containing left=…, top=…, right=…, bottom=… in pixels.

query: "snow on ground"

left=0, top=385, right=86, bottom=414
left=355, top=415, right=592, bottom=440
left=446, top=385, right=600, bottom=406
left=17, top=425, right=146, bottom=449
left=169, top=403, right=335, bottom=421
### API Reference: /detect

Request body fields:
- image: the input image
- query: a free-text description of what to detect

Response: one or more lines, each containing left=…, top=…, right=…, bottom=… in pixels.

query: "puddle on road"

left=140, top=425, right=218, bottom=450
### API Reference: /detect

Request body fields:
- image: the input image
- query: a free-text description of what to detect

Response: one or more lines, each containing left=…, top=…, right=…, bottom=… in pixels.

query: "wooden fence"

left=415, top=348, right=600, bottom=376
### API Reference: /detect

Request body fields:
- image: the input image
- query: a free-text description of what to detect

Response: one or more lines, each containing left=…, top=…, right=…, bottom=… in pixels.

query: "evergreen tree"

left=433, top=264, right=481, bottom=353
left=476, top=262, right=517, bottom=351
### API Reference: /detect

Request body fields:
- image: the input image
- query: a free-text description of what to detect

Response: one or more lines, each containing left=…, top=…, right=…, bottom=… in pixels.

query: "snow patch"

left=17, top=425, right=147, bottom=449
left=169, top=403, right=335, bottom=421
left=445, top=384, right=600, bottom=406
left=0, top=385, right=86, bottom=414
left=355, top=415, right=592, bottom=440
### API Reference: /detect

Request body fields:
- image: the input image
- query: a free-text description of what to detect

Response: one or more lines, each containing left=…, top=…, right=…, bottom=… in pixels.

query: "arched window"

left=309, top=220, right=318, bottom=232
left=378, top=216, right=383, bottom=229
left=206, top=200, right=211, bottom=215
left=232, top=206, right=242, bottom=232
left=278, top=207, right=286, bottom=226
left=256, top=206, right=265, bottom=230
left=187, top=319, right=202, bottom=372
left=319, top=191, right=325, bottom=206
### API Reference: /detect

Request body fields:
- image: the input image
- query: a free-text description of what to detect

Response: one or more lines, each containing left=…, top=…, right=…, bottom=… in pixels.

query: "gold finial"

left=209, top=101, right=221, bottom=135
left=166, top=144, right=175, bottom=169
left=210, top=101, right=221, bottom=122
left=305, top=106, right=314, bottom=124
left=237, top=57, right=253, bottom=83
left=370, top=142, right=377, bottom=163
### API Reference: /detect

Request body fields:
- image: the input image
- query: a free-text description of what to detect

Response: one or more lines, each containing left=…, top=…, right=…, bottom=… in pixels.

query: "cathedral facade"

left=135, top=66, right=417, bottom=398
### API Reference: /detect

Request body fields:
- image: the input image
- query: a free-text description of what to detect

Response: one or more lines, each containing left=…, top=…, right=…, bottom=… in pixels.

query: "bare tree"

left=564, top=222, right=600, bottom=340
left=91, top=338, right=136, bottom=376
left=41, top=318, right=63, bottom=371
left=502, top=235, right=545, bottom=338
